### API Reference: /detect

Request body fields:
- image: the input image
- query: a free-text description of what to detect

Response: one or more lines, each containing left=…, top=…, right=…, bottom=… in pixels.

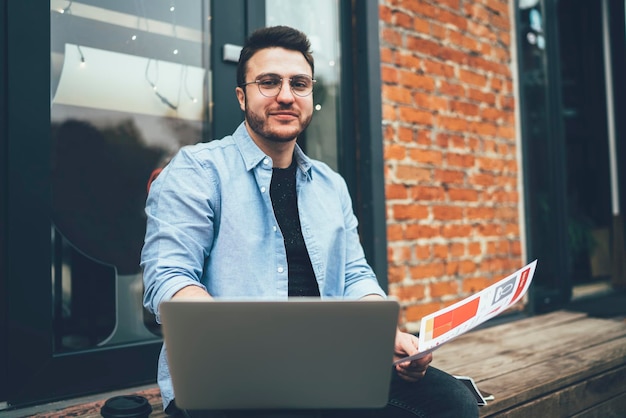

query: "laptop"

left=159, top=298, right=400, bottom=411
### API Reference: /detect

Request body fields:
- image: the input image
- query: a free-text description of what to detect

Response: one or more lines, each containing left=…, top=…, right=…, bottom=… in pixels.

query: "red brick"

left=436, top=133, right=465, bottom=149
left=450, top=100, right=480, bottom=117
left=431, top=281, right=459, bottom=298
left=413, top=92, right=448, bottom=110
left=485, top=0, right=510, bottom=16
left=469, top=121, right=498, bottom=136
left=448, top=188, right=479, bottom=202
left=398, top=126, right=415, bottom=142
left=396, top=51, right=422, bottom=70
left=446, top=153, right=475, bottom=168
left=395, top=165, right=432, bottom=183
left=439, top=81, right=466, bottom=98
left=381, top=65, right=399, bottom=83
left=470, top=173, right=496, bottom=187
left=434, top=167, right=464, bottom=185
left=399, top=107, right=434, bottom=125
left=382, top=103, right=397, bottom=120
left=433, top=243, right=448, bottom=258
left=413, top=16, right=431, bottom=34
left=441, top=224, right=472, bottom=238
left=384, top=84, right=413, bottom=104
left=438, top=116, right=468, bottom=132
left=462, top=277, right=491, bottom=293
left=405, top=224, right=439, bottom=239
left=386, top=183, right=408, bottom=199
left=448, top=30, right=479, bottom=52
left=433, top=205, right=463, bottom=220
left=468, top=242, right=482, bottom=256
left=379, top=4, right=393, bottom=23
left=381, top=27, right=403, bottom=46
left=415, top=245, right=431, bottom=260
left=423, top=59, right=456, bottom=78
left=431, top=22, right=447, bottom=40
left=409, top=262, right=445, bottom=280
left=399, top=70, right=436, bottom=91
left=388, top=265, right=407, bottom=284
left=410, top=148, right=443, bottom=165
left=450, top=242, right=465, bottom=257
left=394, top=284, right=427, bottom=301
left=380, top=48, right=394, bottom=64
left=459, top=69, right=488, bottom=87
left=399, top=0, right=439, bottom=18
left=466, top=206, right=496, bottom=220
left=387, top=224, right=404, bottom=241
left=407, top=36, right=445, bottom=57
left=393, top=10, right=414, bottom=29
left=411, top=185, right=446, bottom=201
left=392, top=204, right=430, bottom=220
left=416, top=129, right=433, bottom=145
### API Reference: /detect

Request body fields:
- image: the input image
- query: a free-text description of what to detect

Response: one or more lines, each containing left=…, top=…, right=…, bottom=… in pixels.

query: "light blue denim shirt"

left=141, top=122, right=385, bottom=410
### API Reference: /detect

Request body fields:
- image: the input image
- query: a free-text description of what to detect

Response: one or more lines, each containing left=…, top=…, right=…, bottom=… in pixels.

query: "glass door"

left=1, top=0, right=245, bottom=408
left=50, top=0, right=211, bottom=353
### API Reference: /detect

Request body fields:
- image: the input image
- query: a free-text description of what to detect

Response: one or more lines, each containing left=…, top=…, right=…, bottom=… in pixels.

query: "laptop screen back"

left=160, top=299, right=399, bottom=410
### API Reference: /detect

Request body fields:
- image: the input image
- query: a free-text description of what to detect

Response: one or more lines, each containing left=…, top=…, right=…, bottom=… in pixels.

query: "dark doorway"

left=557, top=0, right=613, bottom=289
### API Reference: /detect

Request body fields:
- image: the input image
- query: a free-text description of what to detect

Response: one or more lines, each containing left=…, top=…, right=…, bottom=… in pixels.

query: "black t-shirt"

left=270, top=160, right=320, bottom=297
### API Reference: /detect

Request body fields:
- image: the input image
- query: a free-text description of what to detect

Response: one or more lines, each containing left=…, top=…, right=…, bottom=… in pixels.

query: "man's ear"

left=235, top=87, right=245, bottom=112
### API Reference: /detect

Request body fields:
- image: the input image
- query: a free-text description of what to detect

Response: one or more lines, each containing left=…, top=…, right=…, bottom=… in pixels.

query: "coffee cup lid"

left=100, top=395, right=152, bottom=418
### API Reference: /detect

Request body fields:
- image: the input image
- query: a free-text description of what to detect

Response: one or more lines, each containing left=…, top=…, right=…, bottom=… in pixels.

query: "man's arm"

left=172, top=285, right=212, bottom=300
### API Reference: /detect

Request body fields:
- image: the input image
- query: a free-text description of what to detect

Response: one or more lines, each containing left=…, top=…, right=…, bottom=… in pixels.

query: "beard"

left=244, top=99, right=313, bottom=143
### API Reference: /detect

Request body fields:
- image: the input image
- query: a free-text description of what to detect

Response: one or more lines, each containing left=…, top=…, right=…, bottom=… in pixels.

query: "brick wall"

left=378, top=0, right=522, bottom=332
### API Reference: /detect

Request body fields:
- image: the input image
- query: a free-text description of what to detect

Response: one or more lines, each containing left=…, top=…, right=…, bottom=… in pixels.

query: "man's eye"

left=291, top=78, right=309, bottom=89
left=259, top=78, right=281, bottom=87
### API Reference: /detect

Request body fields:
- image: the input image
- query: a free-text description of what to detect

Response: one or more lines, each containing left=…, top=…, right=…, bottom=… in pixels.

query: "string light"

left=61, top=1, right=87, bottom=66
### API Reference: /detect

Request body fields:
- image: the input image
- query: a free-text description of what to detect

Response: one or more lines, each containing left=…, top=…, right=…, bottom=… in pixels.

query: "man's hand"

left=393, top=330, right=433, bottom=382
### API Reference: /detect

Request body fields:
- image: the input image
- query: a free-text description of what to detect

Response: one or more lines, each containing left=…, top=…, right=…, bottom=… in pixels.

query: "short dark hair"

left=237, top=25, right=314, bottom=87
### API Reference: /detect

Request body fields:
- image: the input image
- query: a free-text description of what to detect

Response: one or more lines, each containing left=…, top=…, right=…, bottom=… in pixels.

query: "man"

left=141, top=25, right=478, bottom=417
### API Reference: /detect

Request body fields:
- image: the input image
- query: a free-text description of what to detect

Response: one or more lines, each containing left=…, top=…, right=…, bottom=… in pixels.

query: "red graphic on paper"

left=432, top=297, right=480, bottom=339
left=511, top=268, right=530, bottom=303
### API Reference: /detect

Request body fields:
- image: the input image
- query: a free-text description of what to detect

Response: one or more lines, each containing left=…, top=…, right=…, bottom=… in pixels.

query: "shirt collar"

left=233, top=122, right=313, bottom=179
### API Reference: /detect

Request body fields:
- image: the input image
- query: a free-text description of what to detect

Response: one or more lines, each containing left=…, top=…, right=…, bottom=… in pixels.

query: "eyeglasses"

left=240, top=74, right=316, bottom=97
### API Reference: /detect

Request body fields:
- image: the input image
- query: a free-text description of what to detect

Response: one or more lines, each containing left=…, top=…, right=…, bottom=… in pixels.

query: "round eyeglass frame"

left=240, top=75, right=316, bottom=98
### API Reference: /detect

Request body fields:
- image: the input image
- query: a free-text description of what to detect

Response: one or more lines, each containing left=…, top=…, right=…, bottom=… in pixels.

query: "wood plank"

left=433, top=316, right=626, bottom=380
left=436, top=314, right=626, bottom=362
left=32, top=387, right=162, bottom=418
left=478, top=365, right=626, bottom=417
left=473, top=338, right=626, bottom=416
left=569, top=392, right=626, bottom=418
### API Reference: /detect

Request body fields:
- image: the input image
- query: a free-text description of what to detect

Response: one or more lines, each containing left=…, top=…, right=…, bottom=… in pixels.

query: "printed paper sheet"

left=395, top=260, right=538, bottom=364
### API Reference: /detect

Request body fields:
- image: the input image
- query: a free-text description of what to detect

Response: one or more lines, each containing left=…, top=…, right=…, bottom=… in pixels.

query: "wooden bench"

left=16, top=310, right=626, bottom=417
left=434, top=310, right=626, bottom=417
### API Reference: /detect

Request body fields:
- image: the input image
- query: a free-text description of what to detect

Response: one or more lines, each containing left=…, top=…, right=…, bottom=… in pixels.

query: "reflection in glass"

left=50, top=0, right=210, bottom=352
left=266, top=0, right=341, bottom=170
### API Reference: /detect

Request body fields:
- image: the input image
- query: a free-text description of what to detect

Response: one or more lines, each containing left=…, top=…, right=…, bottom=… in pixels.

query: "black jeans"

left=172, top=367, right=479, bottom=418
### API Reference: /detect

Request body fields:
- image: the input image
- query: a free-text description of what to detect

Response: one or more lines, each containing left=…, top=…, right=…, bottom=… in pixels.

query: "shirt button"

left=277, top=266, right=284, bottom=273
left=261, top=186, right=266, bottom=193
left=263, top=158, right=270, bottom=165
left=273, top=226, right=277, bottom=232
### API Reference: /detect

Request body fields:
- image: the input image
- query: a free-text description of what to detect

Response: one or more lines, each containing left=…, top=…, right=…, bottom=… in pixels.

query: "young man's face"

left=236, top=47, right=314, bottom=144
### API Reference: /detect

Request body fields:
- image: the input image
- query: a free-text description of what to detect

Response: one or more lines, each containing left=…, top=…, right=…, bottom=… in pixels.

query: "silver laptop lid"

left=160, top=299, right=399, bottom=410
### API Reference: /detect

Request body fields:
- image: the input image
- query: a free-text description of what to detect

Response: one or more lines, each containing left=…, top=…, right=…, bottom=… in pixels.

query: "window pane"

left=50, top=0, right=210, bottom=352
left=266, top=0, right=341, bottom=170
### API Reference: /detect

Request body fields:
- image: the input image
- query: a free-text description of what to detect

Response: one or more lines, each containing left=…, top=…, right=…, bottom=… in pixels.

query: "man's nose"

left=276, top=79, right=295, bottom=102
